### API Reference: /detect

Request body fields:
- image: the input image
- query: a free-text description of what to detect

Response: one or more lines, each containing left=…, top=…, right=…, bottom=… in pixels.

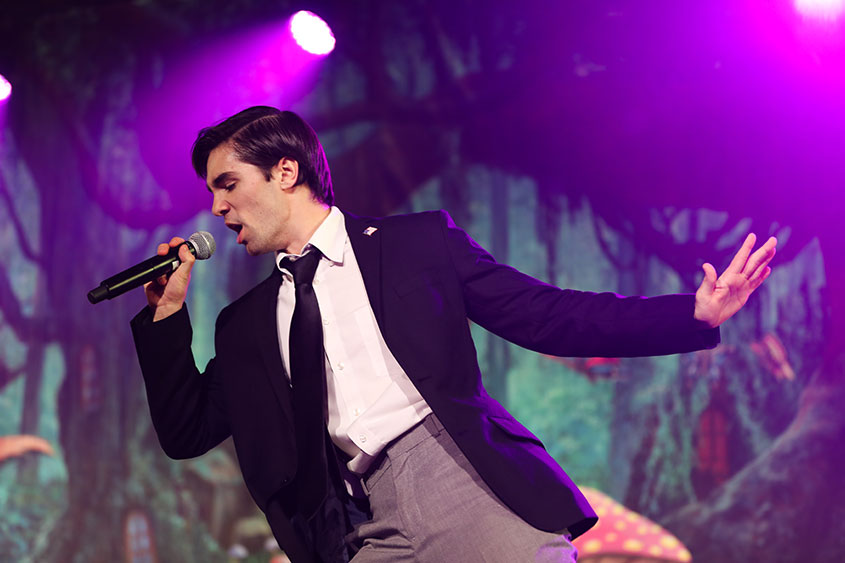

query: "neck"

left=284, top=201, right=331, bottom=255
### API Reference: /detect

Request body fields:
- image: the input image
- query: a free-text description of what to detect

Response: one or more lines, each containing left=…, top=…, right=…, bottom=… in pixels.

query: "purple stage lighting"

left=795, top=0, right=844, bottom=21
left=0, top=74, right=11, bottom=102
left=289, top=10, right=335, bottom=55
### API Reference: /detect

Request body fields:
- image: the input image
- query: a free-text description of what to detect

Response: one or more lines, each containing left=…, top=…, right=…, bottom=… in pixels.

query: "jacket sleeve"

left=130, top=305, right=231, bottom=459
left=437, top=211, right=720, bottom=358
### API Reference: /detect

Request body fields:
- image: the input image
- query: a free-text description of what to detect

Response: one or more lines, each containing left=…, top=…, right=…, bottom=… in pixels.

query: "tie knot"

left=281, top=250, right=321, bottom=286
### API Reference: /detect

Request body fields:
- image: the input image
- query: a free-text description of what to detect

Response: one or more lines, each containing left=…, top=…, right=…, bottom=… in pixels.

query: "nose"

left=211, top=191, right=229, bottom=216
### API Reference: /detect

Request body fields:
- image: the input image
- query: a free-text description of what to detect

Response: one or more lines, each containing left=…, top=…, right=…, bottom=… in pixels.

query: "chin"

left=244, top=242, right=270, bottom=256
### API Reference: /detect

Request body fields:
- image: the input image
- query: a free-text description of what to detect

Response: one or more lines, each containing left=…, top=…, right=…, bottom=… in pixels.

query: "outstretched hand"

left=694, top=233, right=777, bottom=328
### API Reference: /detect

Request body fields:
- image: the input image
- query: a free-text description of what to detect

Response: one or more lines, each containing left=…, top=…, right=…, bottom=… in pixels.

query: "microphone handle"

left=87, top=242, right=194, bottom=304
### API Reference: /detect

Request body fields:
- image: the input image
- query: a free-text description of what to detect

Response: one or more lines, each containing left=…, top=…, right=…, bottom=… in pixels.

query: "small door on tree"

left=124, top=508, right=158, bottom=563
left=693, top=403, right=730, bottom=498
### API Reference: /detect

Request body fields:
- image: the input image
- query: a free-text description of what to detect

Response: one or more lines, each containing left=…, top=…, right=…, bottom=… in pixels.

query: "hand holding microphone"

left=87, top=232, right=215, bottom=321
left=143, top=235, right=208, bottom=321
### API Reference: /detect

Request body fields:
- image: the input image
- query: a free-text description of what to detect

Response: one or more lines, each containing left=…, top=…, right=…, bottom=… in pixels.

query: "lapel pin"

left=363, top=226, right=378, bottom=236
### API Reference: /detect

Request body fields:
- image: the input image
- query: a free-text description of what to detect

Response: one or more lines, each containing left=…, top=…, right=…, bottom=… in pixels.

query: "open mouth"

left=226, top=223, right=244, bottom=243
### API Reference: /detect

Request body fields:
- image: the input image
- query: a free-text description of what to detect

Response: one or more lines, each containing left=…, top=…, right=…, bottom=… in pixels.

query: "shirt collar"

left=275, top=206, right=346, bottom=272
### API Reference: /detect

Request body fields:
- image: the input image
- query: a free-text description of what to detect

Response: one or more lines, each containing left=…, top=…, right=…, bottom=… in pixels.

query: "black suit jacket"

left=132, top=210, right=719, bottom=561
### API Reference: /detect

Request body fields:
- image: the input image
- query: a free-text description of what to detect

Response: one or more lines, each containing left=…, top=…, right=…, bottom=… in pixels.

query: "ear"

left=273, top=157, right=299, bottom=190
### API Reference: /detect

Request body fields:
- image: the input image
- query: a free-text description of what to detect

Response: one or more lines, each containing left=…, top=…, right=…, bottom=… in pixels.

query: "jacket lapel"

left=344, top=212, right=385, bottom=330
left=253, top=269, right=295, bottom=423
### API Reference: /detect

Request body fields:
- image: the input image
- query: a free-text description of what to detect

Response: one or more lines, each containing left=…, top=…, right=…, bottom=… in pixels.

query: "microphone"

left=87, top=231, right=216, bottom=304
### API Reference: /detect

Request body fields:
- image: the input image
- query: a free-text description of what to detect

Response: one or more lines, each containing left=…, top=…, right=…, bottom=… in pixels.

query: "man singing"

left=131, top=106, right=777, bottom=562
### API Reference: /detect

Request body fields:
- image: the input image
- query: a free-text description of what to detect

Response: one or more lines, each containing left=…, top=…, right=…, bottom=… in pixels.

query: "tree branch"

left=592, top=213, right=630, bottom=272
left=0, top=171, right=43, bottom=266
left=0, top=362, right=24, bottom=392
left=0, top=262, right=46, bottom=342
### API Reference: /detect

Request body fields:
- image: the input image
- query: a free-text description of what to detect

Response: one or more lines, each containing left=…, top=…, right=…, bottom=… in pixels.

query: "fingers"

left=724, top=233, right=756, bottom=275
left=749, top=266, right=772, bottom=292
left=743, top=236, right=777, bottom=282
left=724, top=234, right=778, bottom=282
left=157, top=237, right=186, bottom=256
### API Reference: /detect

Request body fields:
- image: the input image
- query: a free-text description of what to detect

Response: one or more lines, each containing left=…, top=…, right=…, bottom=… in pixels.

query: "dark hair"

left=191, top=106, right=334, bottom=205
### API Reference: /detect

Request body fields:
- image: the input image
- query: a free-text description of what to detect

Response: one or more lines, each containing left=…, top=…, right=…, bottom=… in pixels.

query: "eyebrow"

left=208, top=171, right=236, bottom=192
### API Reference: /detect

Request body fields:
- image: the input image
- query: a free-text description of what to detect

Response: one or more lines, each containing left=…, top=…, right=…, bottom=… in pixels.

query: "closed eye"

left=209, top=171, right=238, bottom=192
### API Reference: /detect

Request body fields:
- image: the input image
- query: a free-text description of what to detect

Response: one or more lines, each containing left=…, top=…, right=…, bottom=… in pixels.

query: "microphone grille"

left=189, top=231, right=216, bottom=260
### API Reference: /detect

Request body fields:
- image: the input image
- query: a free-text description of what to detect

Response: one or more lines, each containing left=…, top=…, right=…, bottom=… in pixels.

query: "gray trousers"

left=346, top=415, right=578, bottom=562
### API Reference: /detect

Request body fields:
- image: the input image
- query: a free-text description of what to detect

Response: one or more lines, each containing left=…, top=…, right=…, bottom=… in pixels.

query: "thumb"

left=699, top=263, right=717, bottom=294
left=168, top=243, right=196, bottom=283
left=177, top=242, right=196, bottom=268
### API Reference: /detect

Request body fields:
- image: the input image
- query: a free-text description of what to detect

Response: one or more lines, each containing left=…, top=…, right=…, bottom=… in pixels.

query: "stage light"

left=795, top=0, right=845, bottom=21
left=0, top=74, right=11, bottom=102
left=289, top=10, right=335, bottom=55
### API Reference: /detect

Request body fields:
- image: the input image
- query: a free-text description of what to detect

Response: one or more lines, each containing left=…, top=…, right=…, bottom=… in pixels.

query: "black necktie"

left=282, top=250, right=329, bottom=519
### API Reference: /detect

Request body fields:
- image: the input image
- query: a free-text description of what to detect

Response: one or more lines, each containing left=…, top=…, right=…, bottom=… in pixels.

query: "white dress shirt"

left=276, top=207, right=432, bottom=475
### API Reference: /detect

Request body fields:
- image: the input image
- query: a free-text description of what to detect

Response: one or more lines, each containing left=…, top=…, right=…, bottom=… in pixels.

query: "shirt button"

left=359, top=435, right=367, bottom=443
left=353, top=408, right=360, bottom=416
left=323, top=318, right=330, bottom=325
left=313, top=279, right=320, bottom=285
left=338, top=362, right=345, bottom=370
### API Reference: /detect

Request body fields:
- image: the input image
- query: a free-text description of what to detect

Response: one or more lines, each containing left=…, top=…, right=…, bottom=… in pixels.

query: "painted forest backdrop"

left=1, top=1, right=843, bottom=562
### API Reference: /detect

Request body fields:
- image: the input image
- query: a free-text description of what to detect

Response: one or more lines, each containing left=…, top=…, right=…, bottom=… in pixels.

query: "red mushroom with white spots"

left=574, top=487, right=692, bottom=562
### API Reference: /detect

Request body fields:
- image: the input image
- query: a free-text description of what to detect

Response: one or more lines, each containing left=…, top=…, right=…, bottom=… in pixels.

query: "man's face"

left=206, top=143, right=292, bottom=256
